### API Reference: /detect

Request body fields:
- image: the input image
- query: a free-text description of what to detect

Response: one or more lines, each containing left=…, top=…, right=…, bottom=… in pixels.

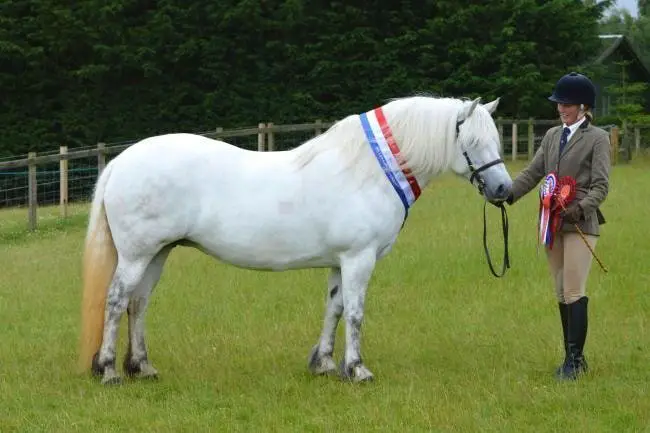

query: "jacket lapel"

left=559, top=121, right=589, bottom=160
left=561, top=129, right=584, bottom=157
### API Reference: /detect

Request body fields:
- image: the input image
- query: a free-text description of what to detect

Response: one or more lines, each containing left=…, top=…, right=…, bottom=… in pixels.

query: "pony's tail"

left=78, top=163, right=117, bottom=373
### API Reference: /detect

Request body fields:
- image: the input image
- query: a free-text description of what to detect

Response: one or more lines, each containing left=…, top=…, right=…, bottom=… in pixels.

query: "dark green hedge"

left=0, top=0, right=609, bottom=157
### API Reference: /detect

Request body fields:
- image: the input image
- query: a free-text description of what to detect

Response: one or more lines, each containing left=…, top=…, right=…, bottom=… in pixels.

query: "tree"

left=605, top=60, right=650, bottom=126
left=640, top=0, right=649, bottom=16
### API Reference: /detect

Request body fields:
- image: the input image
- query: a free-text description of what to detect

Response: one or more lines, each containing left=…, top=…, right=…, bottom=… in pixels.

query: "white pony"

left=78, top=95, right=512, bottom=385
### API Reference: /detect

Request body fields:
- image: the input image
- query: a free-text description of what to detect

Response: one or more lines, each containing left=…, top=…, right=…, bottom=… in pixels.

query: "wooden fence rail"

left=1, top=118, right=648, bottom=231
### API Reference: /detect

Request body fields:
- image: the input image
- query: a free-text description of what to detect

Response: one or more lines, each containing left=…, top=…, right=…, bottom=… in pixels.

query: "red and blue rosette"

left=538, top=172, right=558, bottom=248
left=555, top=176, right=577, bottom=212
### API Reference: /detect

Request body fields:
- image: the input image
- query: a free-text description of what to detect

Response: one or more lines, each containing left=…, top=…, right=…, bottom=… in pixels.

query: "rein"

left=457, top=119, right=511, bottom=278
left=481, top=201, right=510, bottom=277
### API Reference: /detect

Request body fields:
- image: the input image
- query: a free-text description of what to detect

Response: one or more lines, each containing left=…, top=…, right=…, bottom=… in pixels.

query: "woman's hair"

left=581, top=104, right=594, bottom=121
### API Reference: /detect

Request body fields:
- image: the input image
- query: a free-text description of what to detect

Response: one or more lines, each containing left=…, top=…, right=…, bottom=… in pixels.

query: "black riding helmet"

left=548, top=72, right=596, bottom=108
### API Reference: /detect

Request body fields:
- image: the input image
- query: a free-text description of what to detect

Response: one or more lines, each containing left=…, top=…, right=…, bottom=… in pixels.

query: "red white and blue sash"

left=360, top=107, right=421, bottom=217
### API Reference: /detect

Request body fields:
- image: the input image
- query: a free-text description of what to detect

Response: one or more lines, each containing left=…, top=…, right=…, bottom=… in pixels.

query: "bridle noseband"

left=456, top=119, right=510, bottom=278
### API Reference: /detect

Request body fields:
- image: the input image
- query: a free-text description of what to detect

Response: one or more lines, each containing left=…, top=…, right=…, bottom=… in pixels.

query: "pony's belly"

left=195, top=238, right=338, bottom=271
left=191, top=217, right=399, bottom=271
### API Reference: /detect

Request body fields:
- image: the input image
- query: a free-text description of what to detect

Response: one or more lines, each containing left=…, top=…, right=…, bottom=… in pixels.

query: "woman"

left=506, top=72, right=611, bottom=380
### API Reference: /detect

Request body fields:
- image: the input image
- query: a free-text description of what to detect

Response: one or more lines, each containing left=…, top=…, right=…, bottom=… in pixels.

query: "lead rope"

left=482, top=201, right=510, bottom=277
left=457, top=121, right=510, bottom=277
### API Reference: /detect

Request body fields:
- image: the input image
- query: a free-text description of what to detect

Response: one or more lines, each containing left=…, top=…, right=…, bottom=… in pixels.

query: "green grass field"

left=1, top=159, right=649, bottom=432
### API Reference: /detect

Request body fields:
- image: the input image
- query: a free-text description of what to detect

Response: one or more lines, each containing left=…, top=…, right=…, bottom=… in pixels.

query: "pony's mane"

left=293, top=94, right=498, bottom=185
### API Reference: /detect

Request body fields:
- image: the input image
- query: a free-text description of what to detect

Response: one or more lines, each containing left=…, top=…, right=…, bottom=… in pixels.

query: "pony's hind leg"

left=123, top=246, right=172, bottom=380
left=124, top=299, right=158, bottom=379
left=93, top=257, right=151, bottom=385
left=309, top=267, right=342, bottom=376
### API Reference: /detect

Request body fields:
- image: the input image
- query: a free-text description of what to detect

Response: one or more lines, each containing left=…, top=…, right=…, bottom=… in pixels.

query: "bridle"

left=456, top=119, right=511, bottom=278
left=456, top=119, right=505, bottom=195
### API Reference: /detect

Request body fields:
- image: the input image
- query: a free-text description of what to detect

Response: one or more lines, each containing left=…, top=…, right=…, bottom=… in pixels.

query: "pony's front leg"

left=309, top=267, right=342, bottom=376
left=339, top=251, right=376, bottom=383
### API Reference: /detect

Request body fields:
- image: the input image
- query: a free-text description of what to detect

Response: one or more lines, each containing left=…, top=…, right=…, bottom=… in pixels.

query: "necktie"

left=559, top=127, right=570, bottom=155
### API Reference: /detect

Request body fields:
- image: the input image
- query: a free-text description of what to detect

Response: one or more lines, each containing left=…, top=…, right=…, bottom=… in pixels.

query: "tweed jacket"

left=509, top=120, right=611, bottom=236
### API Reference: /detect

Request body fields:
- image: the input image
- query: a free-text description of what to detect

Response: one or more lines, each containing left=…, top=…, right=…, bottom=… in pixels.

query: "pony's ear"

left=482, top=97, right=500, bottom=115
left=458, top=97, right=481, bottom=123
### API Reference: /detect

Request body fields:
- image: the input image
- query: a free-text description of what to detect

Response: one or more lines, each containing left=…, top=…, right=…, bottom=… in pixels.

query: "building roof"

left=593, top=34, right=650, bottom=79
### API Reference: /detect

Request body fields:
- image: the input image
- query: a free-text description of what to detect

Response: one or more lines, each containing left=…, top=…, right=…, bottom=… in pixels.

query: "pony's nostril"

left=495, top=184, right=506, bottom=197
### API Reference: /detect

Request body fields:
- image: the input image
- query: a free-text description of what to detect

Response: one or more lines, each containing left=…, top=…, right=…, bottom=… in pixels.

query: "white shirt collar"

left=563, top=115, right=587, bottom=142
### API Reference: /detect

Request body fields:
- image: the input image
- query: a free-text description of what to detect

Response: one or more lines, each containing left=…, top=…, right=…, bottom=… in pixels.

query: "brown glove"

left=561, top=202, right=583, bottom=223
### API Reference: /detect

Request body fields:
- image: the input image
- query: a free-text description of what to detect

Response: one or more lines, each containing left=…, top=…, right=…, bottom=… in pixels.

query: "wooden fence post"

left=497, top=117, right=504, bottom=157
left=610, top=127, right=619, bottom=165
left=634, top=127, right=641, bottom=157
left=527, top=118, right=534, bottom=160
left=315, top=119, right=322, bottom=136
left=60, top=146, right=68, bottom=218
left=97, top=142, right=106, bottom=176
left=257, top=123, right=266, bottom=151
left=511, top=122, right=518, bottom=161
left=267, top=122, right=275, bottom=151
left=28, top=152, right=37, bottom=231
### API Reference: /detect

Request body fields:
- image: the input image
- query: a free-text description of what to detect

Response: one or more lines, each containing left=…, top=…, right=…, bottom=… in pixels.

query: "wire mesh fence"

left=267, top=123, right=327, bottom=152
left=499, top=120, right=558, bottom=160
left=0, top=121, right=330, bottom=229
left=632, top=124, right=650, bottom=155
left=496, top=120, right=650, bottom=162
left=0, top=151, right=120, bottom=210
left=222, top=135, right=259, bottom=151
left=0, top=118, right=647, bottom=230
left=0, top=168, right=26, bottom=208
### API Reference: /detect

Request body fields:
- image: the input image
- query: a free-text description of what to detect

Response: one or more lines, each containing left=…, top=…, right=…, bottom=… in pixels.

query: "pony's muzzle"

left=494, top=182, right=511, bottom=199
left=486, top=180, right=512, bottom=203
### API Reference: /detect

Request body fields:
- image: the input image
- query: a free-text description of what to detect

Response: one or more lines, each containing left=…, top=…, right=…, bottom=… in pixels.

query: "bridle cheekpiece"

left=456, top=119, right=505, bottom=196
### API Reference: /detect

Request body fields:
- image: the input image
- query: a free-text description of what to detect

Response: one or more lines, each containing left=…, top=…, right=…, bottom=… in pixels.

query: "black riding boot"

left=556, top=296, right=589, bottom=380
left=555, top=302, right=569, bottom=376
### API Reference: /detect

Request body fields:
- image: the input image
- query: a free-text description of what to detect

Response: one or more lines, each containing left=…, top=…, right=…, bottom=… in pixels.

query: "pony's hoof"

left=95, top=357, right=121, bottom=385
left=101, top=372, right=123, bottom=386
left=135, top=363, right=159, bottom=380
left=124, top=358, right=159, bottom=380
left=91, top=352, right=103, bottom=377
left=308, top=345, right=337, bottom=376
left=340, top=359, right=374, bottom=383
